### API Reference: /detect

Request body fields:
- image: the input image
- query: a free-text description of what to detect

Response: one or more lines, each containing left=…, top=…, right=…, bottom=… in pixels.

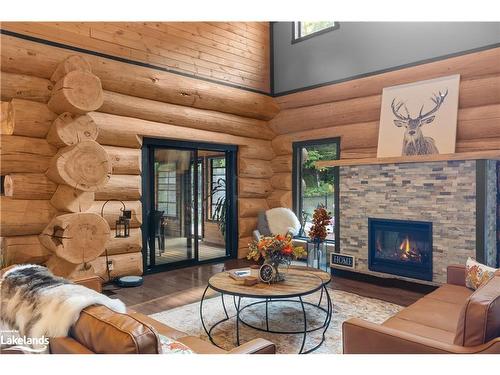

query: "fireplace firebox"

left=368, top=218, right=433, bottom=281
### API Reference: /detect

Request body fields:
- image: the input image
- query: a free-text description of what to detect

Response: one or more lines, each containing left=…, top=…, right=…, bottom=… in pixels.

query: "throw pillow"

left=465, top=257, right=497, bottom=290
left=158, top=334, right=193, bottom=354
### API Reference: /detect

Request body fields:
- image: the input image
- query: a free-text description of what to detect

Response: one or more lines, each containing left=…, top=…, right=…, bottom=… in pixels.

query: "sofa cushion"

left=423, top=284, right=473, bottom=305
left=389, top=293, right=465, bottom=334
left=465, top=257, right=497, bottom=290
left=454, top=273, right=500, bottom=346
left=383, top=317, right=456, bottom=344
left=71, top=305, right=161, bottom=354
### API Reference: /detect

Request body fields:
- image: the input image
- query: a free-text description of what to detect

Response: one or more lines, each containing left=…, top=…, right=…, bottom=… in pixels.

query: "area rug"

left=150, top=289, right=403, bottom=354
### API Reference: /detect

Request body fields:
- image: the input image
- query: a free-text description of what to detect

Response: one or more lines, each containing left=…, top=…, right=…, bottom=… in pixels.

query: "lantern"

left=100, top=200, right=131, bottom=238
left=115, top=209, right=131, bottom=238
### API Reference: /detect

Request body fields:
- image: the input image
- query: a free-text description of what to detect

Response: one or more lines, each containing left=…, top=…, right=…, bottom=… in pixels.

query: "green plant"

left=206, top=177, right=227, bottom=237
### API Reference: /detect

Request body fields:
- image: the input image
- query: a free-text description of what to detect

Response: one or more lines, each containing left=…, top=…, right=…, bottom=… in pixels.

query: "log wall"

left=268, top=47, right=500, bottom=209
left=0, top=31, right=276, bottom=272
left=1, top=22, right=271, bottom=93
left=2, top=29, right=498, bottom=271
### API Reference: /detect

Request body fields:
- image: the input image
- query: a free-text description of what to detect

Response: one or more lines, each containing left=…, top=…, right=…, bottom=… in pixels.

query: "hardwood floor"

left=106, top=260, right=433, bottom=315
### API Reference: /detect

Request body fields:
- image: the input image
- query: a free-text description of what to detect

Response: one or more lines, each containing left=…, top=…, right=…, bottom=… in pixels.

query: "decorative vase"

left=307, top=239, right=328, bottom=271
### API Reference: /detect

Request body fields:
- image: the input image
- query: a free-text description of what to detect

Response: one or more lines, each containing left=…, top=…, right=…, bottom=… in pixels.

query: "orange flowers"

left=247, top=233, right=306, bottom=263
left=309, top=205, right=332, bottom=242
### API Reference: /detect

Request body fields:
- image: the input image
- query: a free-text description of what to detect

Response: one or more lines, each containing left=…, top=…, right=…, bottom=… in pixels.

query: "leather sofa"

left=342, top=264, right=500, bottom=354
left=49, top=305, right=276, bottom=354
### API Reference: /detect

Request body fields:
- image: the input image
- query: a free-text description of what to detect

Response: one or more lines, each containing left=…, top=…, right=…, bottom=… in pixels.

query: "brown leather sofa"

left=49, top=305, right=276, bottom=354
left=342, top=264, right=500, bottom=354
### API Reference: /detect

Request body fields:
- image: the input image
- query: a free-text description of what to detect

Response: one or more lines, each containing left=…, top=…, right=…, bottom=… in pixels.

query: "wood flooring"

left=106, top=260, right=433, bottom=315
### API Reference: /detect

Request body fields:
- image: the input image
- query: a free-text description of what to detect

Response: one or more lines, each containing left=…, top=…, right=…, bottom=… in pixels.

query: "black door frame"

left=141, top=138, right=238, bottom=274
left=292, top=137, right=341, bottom=254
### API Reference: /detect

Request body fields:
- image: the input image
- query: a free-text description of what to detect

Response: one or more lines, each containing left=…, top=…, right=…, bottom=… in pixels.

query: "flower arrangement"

left=308, top=204, right=333, bottom=242
left=247, top=233, right=306, bottom=268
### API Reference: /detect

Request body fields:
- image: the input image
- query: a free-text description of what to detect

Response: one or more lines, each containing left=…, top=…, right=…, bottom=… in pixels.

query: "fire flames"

left=376, top=235, right=422, bottom=262
left=399, top=236, right=421, bottom=262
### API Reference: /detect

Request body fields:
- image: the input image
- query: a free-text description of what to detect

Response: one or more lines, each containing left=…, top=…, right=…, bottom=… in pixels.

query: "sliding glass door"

left=142, top=139, right=237, bottom=272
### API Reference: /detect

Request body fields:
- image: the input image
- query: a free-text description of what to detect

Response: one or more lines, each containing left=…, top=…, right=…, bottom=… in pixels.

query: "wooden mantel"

left=315, top=150, right=500, bottom=168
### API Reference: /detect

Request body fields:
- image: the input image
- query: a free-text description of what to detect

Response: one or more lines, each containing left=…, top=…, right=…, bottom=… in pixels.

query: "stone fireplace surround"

left=337, top=159, right=497, bottom=284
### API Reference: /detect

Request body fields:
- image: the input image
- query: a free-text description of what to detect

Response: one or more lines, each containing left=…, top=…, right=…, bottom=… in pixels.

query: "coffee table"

left=199, top=266, right=332, bottom=354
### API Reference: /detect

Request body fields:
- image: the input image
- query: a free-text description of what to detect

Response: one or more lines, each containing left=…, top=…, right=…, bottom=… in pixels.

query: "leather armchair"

left=49, top=305, right=276, bottom=354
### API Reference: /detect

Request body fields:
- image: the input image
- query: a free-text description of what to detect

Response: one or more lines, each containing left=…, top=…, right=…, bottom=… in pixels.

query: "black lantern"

left=115, top=209, right=131, bottom=238
left=100, top=200, right=131, bottom=238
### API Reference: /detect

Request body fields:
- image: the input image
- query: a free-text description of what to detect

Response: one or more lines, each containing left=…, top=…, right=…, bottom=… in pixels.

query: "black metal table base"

left=200, top=285, right=333, bottom=354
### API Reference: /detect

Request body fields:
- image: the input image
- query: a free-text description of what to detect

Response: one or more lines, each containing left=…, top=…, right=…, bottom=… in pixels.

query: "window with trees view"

left=293, top=138, right=340, bottom=242
left=208, top=157, right=226, bottom=221
left=292, top=21, right=339, bottom=43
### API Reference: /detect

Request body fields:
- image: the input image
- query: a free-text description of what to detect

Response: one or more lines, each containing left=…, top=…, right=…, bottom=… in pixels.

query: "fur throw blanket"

left=265, top=207, right=301, bottom=236
left=1, top=264, right=126, bottom=352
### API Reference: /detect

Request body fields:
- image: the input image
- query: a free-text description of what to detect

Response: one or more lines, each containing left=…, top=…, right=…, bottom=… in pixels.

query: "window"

left=156, top=162, right=177, bottom=218
left=208, top=157, right=226, bottom=221
left=293, top=138, right=340, bottom=243
left=292, top=21, right=339, bottom=43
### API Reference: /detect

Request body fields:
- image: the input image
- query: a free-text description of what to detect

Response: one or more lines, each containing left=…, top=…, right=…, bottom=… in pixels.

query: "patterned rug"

left=150, top=289, right=403, bottom=354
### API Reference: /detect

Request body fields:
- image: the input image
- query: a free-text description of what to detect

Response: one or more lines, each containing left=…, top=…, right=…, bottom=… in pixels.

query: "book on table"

left=227, top=268, right=252, bottom=280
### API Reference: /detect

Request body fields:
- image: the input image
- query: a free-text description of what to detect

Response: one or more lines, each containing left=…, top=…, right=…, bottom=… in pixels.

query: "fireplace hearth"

left=368, top=218, right=433, bottom=281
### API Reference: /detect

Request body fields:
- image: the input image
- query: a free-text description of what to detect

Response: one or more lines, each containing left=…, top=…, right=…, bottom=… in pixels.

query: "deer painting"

left=391, top=89, right=448, bottom=156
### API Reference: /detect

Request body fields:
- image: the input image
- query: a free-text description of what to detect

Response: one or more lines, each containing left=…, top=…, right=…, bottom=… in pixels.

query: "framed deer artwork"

left=377, top=74, right=460, bottom=158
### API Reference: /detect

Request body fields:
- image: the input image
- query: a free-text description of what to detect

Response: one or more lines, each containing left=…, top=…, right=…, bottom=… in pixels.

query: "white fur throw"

left=265, top=207, right=301, bottom=236
left=0, top=264, right=126, bottom=352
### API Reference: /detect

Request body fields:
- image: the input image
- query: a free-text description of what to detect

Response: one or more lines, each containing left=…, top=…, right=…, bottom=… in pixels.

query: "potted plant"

left=247, top=234, right=306, bottom=282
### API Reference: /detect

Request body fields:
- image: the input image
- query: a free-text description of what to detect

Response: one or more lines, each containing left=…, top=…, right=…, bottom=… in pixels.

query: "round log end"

left=48, top=70, right=104, bottom=114
left=47, top=112, right=99, bottom=147
left=41, top=212, right=111, bottom=264
left=50, top=55, right=92, bottom=83
left=1, top=101, right=14, bottom=135
left=3, top=175, right=13, bottom=197
left=47, top=140, right=112, bottom=191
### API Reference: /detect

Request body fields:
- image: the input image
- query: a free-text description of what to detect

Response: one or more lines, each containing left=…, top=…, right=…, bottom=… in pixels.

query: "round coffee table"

left=200, top=266, right=332, bottom=354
